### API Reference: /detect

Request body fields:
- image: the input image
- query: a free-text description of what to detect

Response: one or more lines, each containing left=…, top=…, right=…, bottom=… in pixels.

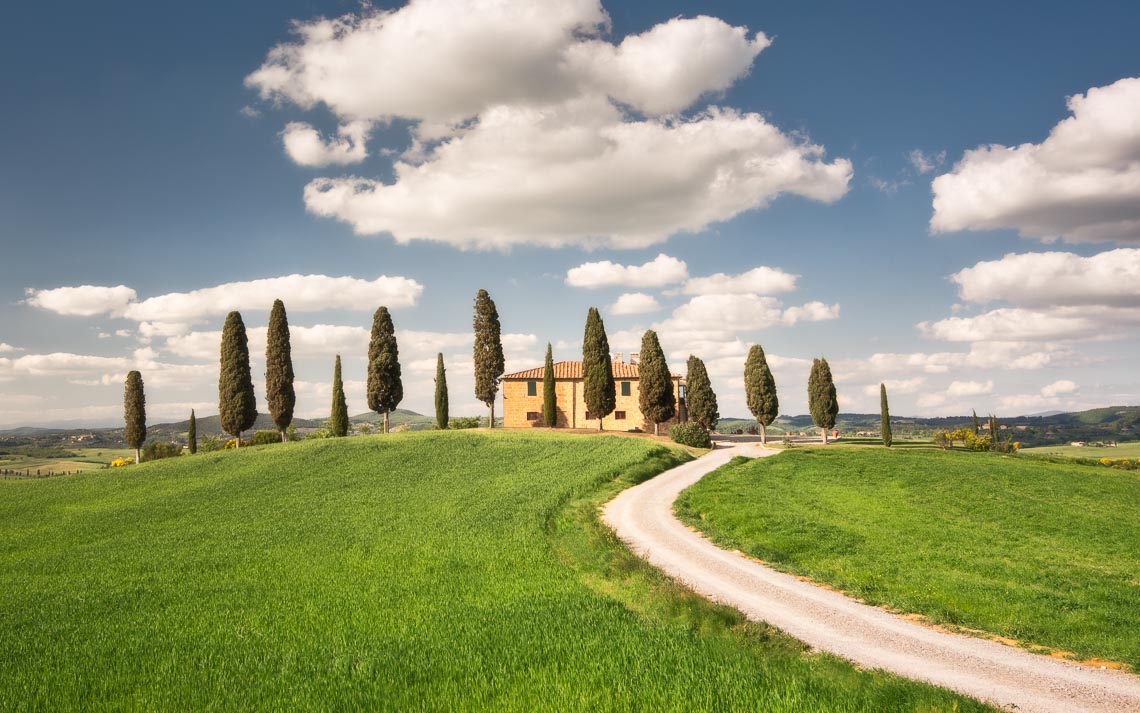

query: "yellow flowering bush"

left=110, top=457, right=134, bottom=467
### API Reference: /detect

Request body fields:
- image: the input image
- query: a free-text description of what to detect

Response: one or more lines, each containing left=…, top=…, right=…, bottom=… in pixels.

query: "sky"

left=1, top=0, right=1139, bottom=428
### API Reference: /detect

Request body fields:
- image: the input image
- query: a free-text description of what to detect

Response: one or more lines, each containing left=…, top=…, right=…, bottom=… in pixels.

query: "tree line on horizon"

left=121, top=288, right=869, bottom=462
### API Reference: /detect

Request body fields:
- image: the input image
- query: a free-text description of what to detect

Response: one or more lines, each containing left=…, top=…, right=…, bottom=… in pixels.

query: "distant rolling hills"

left=716, top=406, right=1140, bottom=447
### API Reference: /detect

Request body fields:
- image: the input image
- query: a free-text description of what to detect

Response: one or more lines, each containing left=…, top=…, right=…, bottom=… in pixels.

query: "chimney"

left=629, top=352, right=640, bottom=365
left=614, top=352, right=623, bottom=363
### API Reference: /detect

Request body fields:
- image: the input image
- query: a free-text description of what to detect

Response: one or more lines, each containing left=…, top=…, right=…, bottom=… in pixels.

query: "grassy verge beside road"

left=677, top=448, right=1140, bottom=671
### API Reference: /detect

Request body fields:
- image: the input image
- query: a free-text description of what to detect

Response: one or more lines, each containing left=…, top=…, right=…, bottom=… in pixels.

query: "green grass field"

left=0, top=447, right=133, bottom=475
left=0, top=432, right=989, bottom=711
left=1021, top=440, right=1140, bottom=459
left=676, top=449, right=1140, bottom=670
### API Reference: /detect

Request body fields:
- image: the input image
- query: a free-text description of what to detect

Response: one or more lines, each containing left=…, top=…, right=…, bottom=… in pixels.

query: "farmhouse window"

left=527, top=381, right=537, bottom=396
left=526, top=411, right=541, bottom=420
left=615, top=411, right=626, bottom=420
left=585, top=411, right=592, bottom=421
left=621, top=381, right=631, bottom=396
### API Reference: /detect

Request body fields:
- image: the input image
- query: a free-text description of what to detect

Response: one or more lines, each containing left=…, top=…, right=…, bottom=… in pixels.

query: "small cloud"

left=566, top=254, right=688, bottom=289
left=1040, top=379, right=1078, bottom=398
left=239, top=105, right=261, bottom=119
left=608, top=292, right=661, bottom=315
left=908, top=149, right=946, bottom=175
left=869, top=176, right=911, bottom=195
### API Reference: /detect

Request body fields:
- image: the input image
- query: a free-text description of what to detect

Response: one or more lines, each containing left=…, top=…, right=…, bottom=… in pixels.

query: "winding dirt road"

left=603, top=443, right=1140, bottom=713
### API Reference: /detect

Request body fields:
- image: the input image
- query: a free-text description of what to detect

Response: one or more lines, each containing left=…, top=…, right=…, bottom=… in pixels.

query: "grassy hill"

left=0, top=432, right=987, bottom=711
left=678, top=448, right=1140, bottom=670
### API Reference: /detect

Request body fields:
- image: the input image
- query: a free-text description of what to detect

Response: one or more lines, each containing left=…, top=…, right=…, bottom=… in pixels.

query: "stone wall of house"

left=502, top=376, right=684, bottom=432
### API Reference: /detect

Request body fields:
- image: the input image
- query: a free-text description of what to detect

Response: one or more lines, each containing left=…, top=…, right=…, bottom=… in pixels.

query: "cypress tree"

left=330, top=354, right=349, bottom=437
left=972, top=409, right=981, bottom=435
left=473, top=289, right=505, bottom=428
left=218, top=311, right=257, bottom=447
left=542, top=343, right=557, bottom=427
left=744, top=344, right=778, bottom=445
left=582, top=307, right=615, bottom=430
left=124, top=370, right=146, bottom=464
left=686, top=355, right=719, bottom=431
left=367, top=306, right=403, bottom=434
left=638, top=330, right=676, bottom=436
left=989, top=414, right=999, bottom=439
left=265, top=299, right=296, bottom=443
left=435, top=352, right=449, bottom=430
left=188, top=409, right=197, bottom=455
left=807, top=357, right=839, bottom=444
left=880, top=383, right=893, bottom=447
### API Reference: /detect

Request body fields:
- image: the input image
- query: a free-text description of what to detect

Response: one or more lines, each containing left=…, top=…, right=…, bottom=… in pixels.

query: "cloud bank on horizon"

left=245, top=0, right=852, bottom=250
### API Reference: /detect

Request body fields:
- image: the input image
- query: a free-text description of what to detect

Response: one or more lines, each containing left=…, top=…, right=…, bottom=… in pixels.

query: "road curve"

left=603, top=443, right=1140, bottom=713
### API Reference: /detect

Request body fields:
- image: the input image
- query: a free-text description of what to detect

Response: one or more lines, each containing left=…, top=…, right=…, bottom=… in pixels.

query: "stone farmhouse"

left=501, top=352, right=686, bottom=432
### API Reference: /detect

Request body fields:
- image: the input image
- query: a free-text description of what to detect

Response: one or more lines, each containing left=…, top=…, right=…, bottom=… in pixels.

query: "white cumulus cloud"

left=608, top=293, right=661, bottom=315
left=566, top=253, right=687, bottom=288
left=247, top=1, right=852, bottom=250
left=1041, top=379, right=1079, bottom=398
left=951, top=249, right=1140, bottom=307
left=932, top=77, right=1140, bottom=243
left=677, top=265, right=797, bottom=296
left=282, top=121, right=371, bottom=166
left=24, top=285, right=137, bottom=317
left=26, top=274, right=423, bottom=333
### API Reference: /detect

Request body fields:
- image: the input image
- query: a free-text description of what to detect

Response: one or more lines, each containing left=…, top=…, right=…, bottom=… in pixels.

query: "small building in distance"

left=501, top=352, right=686, bottom=431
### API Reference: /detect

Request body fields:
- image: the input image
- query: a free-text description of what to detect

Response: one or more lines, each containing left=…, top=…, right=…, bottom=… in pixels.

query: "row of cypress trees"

left=122, top=288, right=876, bottom=453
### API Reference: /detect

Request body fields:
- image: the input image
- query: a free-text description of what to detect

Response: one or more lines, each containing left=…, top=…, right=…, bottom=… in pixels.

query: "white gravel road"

left=602, top=443, right=1140, bottom=713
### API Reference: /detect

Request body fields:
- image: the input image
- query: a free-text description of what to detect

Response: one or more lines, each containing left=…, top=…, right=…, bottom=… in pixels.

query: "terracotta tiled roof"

left=502, top=360, right=680, bottom=380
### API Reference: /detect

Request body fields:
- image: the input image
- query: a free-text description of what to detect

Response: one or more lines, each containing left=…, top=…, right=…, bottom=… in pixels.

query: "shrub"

left=198, top=435, right=223, bottom=453
left=223, top=438, right=250, bottom=449
left=250, top=430, right=282, bottom=446
left=142, top=442, right=182, bottom=461
left=448, top=417, right=481, bottom=430
left=670, top=422, right=711, bottom=449
left=110, top=457, right=134, bottom=467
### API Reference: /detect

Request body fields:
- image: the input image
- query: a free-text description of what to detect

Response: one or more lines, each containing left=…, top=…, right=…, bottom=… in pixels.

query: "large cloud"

left=247, top=1, right=851, bottom=249
left=932, top=77, right=1140, bottom=243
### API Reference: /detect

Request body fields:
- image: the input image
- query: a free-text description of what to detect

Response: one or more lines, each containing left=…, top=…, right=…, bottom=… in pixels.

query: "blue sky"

left=2, top=0, right=1139, bottom=427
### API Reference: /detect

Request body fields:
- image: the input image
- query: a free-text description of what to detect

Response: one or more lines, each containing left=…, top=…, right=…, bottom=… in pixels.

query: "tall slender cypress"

left=582, top=307, right=615, bottom=430
left=542, top=343, right=557, bottom=427
left=219, top=311, right=257, bottom=447
left=367, top=306, right=403, bottom=434
left=972, top=409, right=981, bottom=435
left=265, top=299, right=296, bottom=443
left=330, top=354, right=349, bottom=437
left=686, top=355, right=719, bottom=431
left=638, top=330, right=676, bottom=436
left=188, top=409, right=197, bottom=454
left=744, top=344, right=778, bottom=444
left=880, top=383, right=893, bottom=447
left=434, top=353, right=449, bottom=430
left=808, top=357, right=839, bottom=444
left=124, top=370, right=146, bottom=464
left=473, top=289, right=505, bottom=428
